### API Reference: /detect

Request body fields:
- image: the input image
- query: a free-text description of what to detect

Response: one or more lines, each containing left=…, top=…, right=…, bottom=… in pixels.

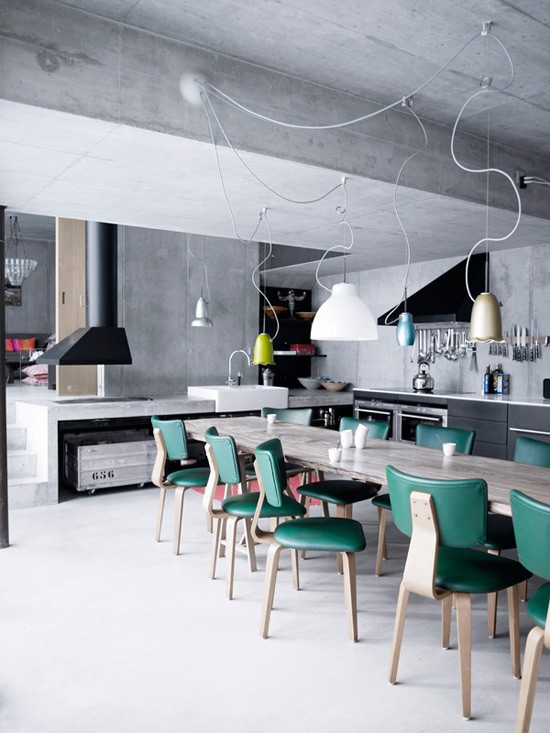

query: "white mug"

left=328, top=447, right=342, bottom=463
left=266, top=413, right=277, bottom=425
left=340, top=429, right=353, bottom=449
left=355, top=424, right=369, bottom=449
left=442, top=442, right=457, bottom=457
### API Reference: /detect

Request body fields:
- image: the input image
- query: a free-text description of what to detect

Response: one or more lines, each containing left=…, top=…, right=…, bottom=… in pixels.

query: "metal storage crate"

left=64, top=430, right=156, bottom=492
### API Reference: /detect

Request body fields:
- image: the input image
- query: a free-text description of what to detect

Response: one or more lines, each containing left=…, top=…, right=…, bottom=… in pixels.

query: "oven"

left=395, top=403, right=448, bottom=443
left=353, top=399, right=397, bottom=440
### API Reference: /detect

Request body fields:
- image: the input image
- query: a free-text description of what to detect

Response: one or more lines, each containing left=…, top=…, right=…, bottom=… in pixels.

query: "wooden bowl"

left=263, top=305, right=286, bottom=318
left=296, top=311, right=316, bottom=320
left=320, top=381, right=349, bottom=392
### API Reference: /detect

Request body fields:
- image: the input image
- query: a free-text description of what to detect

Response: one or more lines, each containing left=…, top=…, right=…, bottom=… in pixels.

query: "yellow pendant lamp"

left=252, top=332, right=275, bottom=365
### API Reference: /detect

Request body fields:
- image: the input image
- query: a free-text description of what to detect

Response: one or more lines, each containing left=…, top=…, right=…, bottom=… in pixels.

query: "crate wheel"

left=88, top=489, right=96, bottom=495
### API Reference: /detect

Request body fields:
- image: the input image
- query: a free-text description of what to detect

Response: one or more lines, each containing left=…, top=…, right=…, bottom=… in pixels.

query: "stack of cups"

left=354, top=424, right=369, bottom=449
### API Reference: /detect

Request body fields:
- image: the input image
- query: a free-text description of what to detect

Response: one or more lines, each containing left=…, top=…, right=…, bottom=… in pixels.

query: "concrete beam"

left=1, top=0, right=549, bottom=219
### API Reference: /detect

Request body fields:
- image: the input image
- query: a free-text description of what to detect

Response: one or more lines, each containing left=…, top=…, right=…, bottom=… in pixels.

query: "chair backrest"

left=151, top=416, right=188, bottom=460
left=511, top=490, right=550, bottom=580
left=260, top=407, right=313, bottom=425
left=204, top=426, right=242, bottom=485
left=339, top=416, right=390, bottom=440
left=386, top=465, right=487, bottom=547
left=512, top=437, right=550, bottom=468
left=254, top=438, right=288, bottom=508
left=415, top=424, right=475, bottom=455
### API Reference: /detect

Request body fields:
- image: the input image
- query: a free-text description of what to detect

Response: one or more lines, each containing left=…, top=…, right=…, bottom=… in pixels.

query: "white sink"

left=188, top=385, right=289, bottom=412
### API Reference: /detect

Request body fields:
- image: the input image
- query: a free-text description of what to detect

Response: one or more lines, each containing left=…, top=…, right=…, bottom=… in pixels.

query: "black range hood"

left=38, top=222, right=132, bottom=366
left=377, top=253, right=486, bottom=326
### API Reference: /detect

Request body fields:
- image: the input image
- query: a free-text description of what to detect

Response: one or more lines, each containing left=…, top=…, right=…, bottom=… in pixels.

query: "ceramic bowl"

left=321, top=381, right=349, bottom=392
left=298, top=377, right=322, bottom=390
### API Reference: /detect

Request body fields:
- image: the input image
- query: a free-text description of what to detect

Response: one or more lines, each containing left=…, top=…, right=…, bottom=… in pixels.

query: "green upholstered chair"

left=254, top=438, right=366, bottom=641
left=151, top=416, right=214, bottom=555
left=372, top=425, right=476, bottom=577
left=205, top=427, right=306, bottom=600
left=513, top=436, right=550, bottom=468
left=260, top=407, right=313, bottom=425
left=339, top=416, right=391, bottom=440
left=386, top=466, right=531, bottom=720
left=510, top=490, right=550, bottom=732
left=257, top=407, right=315, bottom=481
left=296, top=416, right=389, bottom=525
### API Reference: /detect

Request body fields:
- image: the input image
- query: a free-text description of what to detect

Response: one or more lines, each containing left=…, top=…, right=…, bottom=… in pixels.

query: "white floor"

left=1, top=488, right=549, bottom=733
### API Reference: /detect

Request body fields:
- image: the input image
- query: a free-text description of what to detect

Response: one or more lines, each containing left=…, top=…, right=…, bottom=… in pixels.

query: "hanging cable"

left=450, top=86, right=521, bottom=303
left=202, top=91, right=345, bottom=205
left=201, top=93, right=264, bottom=245
left=523, top=176, right=550, bottom=187
left=384, top=102, right=429, bottom=325
left=197, top=29, right=513, bottom=132
left=314, top=181, right=354, bottom=293
left=251, top=209, right=280, bottom=341
left=187, top=234, right=211, bottom=302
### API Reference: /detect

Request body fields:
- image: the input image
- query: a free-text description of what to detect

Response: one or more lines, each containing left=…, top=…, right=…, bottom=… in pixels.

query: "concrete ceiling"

left=2, top=1, right=550, bottom=284
left=53, top=0, right=550, bottom=157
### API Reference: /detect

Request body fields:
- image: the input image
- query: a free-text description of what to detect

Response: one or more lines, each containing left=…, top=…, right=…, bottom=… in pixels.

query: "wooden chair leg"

left=520, top=579, right=528, bottom=603
left=507, top=584, right=521, bottom=678
left=210, top=516, right=223, bottom=579
left=206, top=513, right=213, bottom=533
left=243, top=518, right=257, bottom=573
left=389, top=581, right=410, bottom=684
left=155, top=487, right=167, bottom=541
left=375, top=507, right=388, bottom=577
left=225, top=517, right=239, bottom=600
left=455, top=592, right=472, bottom=720
left=341, top=552, right=358, bottom=642
left=442, top=594, right=452, bottom=649
left=336, top=505, right=345, bottom=574
left=487, top=548, right=500, bottom=638
left=322, top=501, right=330, bottom=518
left=291, top=548, right=300, bottom=590
left=173, top=487, right=186, bottom=555
left=261, top=544, right=283, bottom=638
left=515, top=626, right=545, bottom=733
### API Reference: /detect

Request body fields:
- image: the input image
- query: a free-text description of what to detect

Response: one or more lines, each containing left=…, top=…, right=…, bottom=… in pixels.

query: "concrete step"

left=8, top=478, right=53, bottom=509
left=7, top=450, right=37, bottom=479
left=7, top=425, right=27, bottom=450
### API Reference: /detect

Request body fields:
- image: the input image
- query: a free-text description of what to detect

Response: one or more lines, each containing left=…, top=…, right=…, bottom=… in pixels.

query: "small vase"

left=396, top=312, right=415, bottom=346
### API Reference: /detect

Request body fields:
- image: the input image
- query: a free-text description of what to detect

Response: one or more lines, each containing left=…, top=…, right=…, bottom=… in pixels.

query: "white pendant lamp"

left=469, top=292, right=502, bottom=342
left=189, top=236, right=213, bottom=328
left=311, top=282, right=378, bottom=341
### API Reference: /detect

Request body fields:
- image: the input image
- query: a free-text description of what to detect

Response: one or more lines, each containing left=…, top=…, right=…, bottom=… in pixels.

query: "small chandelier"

left=5, top=216, right=38, bottom=287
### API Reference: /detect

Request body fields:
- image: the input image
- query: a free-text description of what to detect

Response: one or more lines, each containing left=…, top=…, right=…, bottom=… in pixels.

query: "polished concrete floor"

left=1, top=487, right=549, bottom=733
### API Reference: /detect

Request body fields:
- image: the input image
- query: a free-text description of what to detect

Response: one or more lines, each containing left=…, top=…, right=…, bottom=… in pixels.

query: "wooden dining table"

left=184, top=416, right=550, bottom=516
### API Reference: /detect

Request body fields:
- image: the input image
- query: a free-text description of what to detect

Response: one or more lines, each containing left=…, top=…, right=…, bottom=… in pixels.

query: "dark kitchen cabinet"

left=507, top=404, right=550, bottom=459
left=448, top=399, right=508, bottom=459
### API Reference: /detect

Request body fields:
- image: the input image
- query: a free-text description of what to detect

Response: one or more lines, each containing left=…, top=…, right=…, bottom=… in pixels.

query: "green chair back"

left=204, top=426, right=242, bottom=485
left=340, top=416, right=390, bottom=440
left=151, top=416, right=188, bottom=460
left=254, top=438, right=288, bottom=508
left=415, top=424, right=475, bottom=455
left=386, top=465, right=487, bottom=547
left=511, top=490, right=550, bottom=580
left=512, top=437, right=550, bottom=468
left=260, top=407, right=313, bottom=425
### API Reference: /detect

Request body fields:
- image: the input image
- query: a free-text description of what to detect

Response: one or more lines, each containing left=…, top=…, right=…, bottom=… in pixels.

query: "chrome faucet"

left=227, top=350, right=251, bottom=387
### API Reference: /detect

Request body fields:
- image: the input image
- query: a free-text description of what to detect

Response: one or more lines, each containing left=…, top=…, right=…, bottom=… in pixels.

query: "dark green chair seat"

left=513, top=436, right=550, bottom=468
left=166, top=467, right=213, bottom=487
left=526, top=583, right=550, bottom=629
left=221, top=492, right=306, bottom=519
left=274, top=517, right=367, bottom=553
left=298, top=479, right=378, bottom=506
left=372, top=492, right=391, bottom=510
left=436, top=547, right=531, bottom=594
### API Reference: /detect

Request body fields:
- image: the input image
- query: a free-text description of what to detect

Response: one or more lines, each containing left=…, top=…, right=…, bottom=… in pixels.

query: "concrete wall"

left=313, top=243, right=550, bottom=398
left=105, top=227, right=259, bottom=397
left=5, top=238, right=55, bottom=335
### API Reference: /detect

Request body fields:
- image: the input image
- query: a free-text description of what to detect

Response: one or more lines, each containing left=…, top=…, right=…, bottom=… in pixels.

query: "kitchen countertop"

left=288, top=388, right=353, bottom=407
left=353, top=386, right=550, bottom=407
